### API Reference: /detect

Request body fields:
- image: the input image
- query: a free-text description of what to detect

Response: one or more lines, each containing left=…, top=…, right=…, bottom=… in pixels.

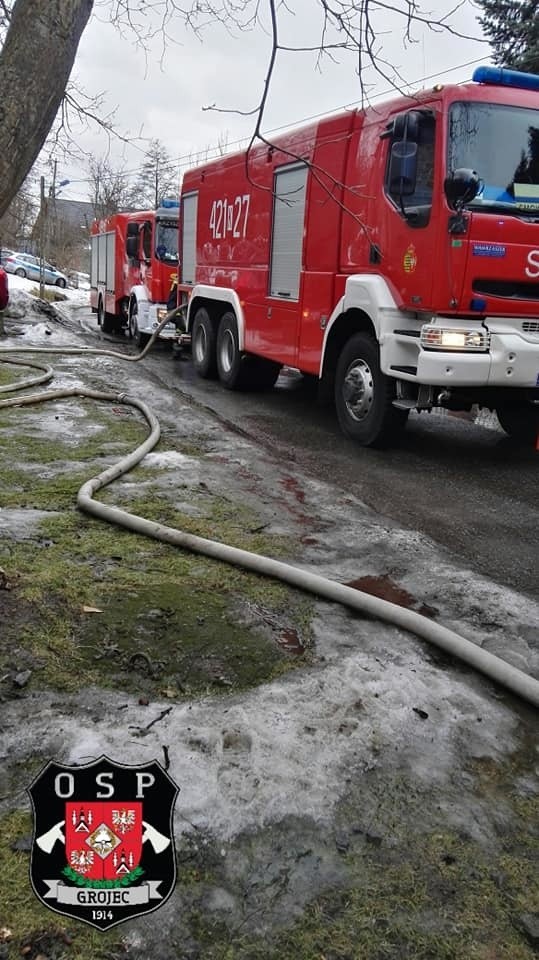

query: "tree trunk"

left=0, top=0, right=94, bottom=219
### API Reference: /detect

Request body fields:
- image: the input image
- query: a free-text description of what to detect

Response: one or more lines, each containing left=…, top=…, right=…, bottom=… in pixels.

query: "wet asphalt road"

left=80, top=310, right=538, bottom=601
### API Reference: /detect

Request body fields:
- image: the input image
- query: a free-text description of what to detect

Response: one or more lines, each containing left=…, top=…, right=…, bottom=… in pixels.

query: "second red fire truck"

left=90, top=201, right=179, bottom=345
left=178, top=67, right=539, bottom=446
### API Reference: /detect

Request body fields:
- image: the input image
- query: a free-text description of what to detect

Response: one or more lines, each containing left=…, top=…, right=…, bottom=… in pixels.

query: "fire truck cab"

left=179, top=68, right=539, bottom=446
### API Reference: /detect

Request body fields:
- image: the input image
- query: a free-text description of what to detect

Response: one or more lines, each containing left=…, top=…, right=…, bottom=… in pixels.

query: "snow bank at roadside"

left=1, top=272, right=89, bottom=323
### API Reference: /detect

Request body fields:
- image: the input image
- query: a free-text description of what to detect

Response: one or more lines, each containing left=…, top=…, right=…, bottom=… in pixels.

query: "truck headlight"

left=420, top=325, right=490, bottom=352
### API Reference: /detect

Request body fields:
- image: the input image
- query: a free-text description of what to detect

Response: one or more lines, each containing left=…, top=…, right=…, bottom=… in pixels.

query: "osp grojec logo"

left=28, top=755, right=178, bottom=930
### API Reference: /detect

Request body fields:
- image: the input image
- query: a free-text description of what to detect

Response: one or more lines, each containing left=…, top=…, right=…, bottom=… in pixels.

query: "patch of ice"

left=1, top=620, right=519, bottom=846
left=144, top=451, right=199, bottom=469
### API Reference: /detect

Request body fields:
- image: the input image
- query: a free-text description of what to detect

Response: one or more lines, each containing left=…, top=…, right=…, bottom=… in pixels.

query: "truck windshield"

left=155, top=219, right=178, bottom=262
left=448, top=101, right=539, bottom=214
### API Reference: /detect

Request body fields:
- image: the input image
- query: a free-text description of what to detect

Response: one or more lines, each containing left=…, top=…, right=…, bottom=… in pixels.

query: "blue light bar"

left=472, top=66, right=539, bottom=92
left=159, top=198, right=180, bottom=209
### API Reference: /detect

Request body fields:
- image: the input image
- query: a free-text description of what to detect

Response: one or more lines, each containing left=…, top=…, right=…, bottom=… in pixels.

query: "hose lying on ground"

left=1, top=316, right=538, bottom=708
left=0, top=355, right=53, bottom=393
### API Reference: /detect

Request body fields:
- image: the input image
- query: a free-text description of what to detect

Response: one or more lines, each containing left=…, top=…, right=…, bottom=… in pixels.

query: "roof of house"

left=52, top=198, right=95, bottom=229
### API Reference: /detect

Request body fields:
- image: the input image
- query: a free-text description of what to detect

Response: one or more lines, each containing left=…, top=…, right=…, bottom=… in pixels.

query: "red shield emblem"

left=64, top=802, right=142, bottom=881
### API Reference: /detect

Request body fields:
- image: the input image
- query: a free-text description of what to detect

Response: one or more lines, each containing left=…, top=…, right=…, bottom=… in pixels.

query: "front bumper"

left=139, top=304, right=178, bottom=340
left=416, top=318, right=539, bottom=388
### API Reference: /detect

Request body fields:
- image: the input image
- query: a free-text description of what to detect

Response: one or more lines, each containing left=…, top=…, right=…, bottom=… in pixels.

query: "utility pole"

left=39, top=176, right=46, bottom=300
left=49, top=160, right=58, bottom=267
left=154, top=158, right=159, bottom=209
left=49, top=160, right=58, bottom=200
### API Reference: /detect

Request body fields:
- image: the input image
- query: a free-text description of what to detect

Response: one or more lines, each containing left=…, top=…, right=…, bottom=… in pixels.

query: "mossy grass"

left=0, top=396, right=313, bottom=697
left=183, top=821, right=538, bottom=960
left=3, top=366, right=535, bottom=960
left=0, top=362, right=32, bottom=388
left=0, top=810, right=123, bottom=960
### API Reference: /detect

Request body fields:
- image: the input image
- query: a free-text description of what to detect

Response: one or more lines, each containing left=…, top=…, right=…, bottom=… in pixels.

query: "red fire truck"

left=178, top=67, right=539, bottom=446
left=90, top=201, right=179, bottom=345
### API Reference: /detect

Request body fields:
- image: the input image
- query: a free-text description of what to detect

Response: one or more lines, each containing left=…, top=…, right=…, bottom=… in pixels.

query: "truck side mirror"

left=389, top=141, right=418, bottom=196
left=444, top=168, right=480, bottom=209
left=126, top=236, right=139, bottom=260
left=392, top=110, right=421, bottom=142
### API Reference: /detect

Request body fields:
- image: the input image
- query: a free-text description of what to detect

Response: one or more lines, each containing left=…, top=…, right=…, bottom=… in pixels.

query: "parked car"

left=0, top=267, right=9, bottom=309
left=3, top=252, right=67, bottom=288
left=0, top=248, right=15, bottom=265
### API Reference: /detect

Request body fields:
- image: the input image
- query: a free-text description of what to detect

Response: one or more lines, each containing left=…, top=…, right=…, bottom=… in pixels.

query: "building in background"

left=31, top=197, right=95, bottom=275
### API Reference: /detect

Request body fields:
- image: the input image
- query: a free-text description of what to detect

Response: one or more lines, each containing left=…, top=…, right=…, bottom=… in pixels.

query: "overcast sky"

left=52, top=0, right=490, bottom=203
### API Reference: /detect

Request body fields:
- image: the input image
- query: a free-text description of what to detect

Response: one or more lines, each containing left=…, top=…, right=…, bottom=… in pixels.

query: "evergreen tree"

left=129, top=140, right=179, bottom=210
left=477, top=0, right=539, bottom=73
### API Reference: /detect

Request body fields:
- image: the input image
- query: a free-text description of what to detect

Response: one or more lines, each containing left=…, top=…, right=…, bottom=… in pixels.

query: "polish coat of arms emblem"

left=28, top=756, right=178, bottom=930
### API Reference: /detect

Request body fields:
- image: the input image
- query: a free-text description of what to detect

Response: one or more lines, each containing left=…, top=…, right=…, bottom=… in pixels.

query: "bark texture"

left=0, top=0, right=94, bottom=219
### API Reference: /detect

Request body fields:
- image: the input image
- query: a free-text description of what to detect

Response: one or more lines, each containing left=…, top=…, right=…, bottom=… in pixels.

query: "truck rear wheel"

left=192, top=307, right=217, bottom=379
left=97, top=297, right=115, bottom=334
left=496, top=394, right=539, bottom=444
left=216, top=311, right=253, bottom=390
left=335, top=333, right=408, bottom=447
left=217, top=312, right=242, bottom=389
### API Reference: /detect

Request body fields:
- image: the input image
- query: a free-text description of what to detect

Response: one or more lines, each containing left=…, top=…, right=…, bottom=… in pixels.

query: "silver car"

left=4, top=252, right=67, bottom=288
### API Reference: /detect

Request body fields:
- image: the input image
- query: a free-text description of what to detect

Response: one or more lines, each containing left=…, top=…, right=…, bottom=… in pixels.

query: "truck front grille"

left=472, top=279, right=539, bottom=300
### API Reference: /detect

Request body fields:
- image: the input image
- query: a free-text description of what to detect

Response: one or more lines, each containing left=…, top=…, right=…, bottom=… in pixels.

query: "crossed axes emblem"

left=36, top=820, right=170, bottom=854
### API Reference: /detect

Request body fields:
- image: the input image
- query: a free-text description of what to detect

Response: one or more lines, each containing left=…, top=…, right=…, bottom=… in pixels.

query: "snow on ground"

left=5, top=271, right=90, bottom=310
left=1, top=305, right=536, bottom=848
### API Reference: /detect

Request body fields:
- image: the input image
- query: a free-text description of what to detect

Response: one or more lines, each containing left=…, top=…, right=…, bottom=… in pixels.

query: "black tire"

left=98, top=297, right=113, bottom=333
left=128, top=299, right=148, bottom=347
left=334, top=332, right=408, bottom=447
left=56, top=278, right=66, bottom=289
left=192, top=307, right=218, bottom=379
left=128, top=300, right=138, bottom=340
left=496, top=395, right=539, bottom=445
left=15, top=268, right=26, bottom=278
left=216, top=311, right=252, bottom=390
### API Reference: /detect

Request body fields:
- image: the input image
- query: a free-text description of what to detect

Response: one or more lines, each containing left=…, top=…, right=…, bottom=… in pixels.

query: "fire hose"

left=1, top=314, right=538, bottom=708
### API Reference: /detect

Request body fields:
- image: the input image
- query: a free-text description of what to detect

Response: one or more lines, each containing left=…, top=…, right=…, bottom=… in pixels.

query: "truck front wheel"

left=192, top=307, right=217, bottom=378
left=496, top=394, right=539, bottom=444
left=335, top=333, right=408, bottom=447
left=128, top=300, right=138, bottom=340
left=128, top=300, right=148, bottom=347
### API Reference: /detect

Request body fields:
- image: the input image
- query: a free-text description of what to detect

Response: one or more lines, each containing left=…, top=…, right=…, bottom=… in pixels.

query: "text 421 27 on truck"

left=177, top=67, right=539, bottom=447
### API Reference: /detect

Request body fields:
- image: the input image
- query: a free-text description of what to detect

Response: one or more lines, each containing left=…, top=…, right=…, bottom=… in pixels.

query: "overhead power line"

left=56, top=54, right=491, bottom=198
